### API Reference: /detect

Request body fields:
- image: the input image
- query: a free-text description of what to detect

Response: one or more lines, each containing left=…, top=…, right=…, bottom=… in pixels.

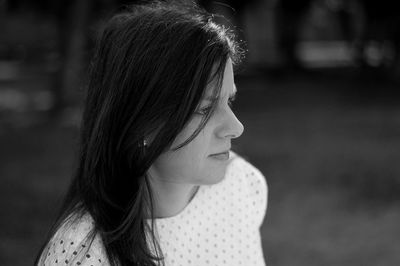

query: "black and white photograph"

left=0, top=0, right=399, bottom=265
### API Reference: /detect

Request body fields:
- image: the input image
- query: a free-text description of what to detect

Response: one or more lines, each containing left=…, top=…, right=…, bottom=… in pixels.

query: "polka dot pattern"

left=39, top=153, right=268, bottom=266
left=39, top=215, right=109, bottom=265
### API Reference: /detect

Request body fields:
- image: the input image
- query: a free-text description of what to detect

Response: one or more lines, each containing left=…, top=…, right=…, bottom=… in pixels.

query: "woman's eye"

left=228, top=95, right=236, bottom=108
left=195, top=106, right=212, bottom=116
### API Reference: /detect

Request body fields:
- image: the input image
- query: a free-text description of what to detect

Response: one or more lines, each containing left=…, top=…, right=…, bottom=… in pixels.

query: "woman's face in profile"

left=149, top=58, right=244, bottom=185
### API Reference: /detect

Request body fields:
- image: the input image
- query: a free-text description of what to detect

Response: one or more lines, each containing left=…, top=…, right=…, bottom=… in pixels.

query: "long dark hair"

left=36, top=1, right=242, bottom=265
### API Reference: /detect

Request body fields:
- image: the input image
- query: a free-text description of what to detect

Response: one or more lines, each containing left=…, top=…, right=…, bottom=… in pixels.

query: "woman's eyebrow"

left=203, top=83, right=237, bottom=102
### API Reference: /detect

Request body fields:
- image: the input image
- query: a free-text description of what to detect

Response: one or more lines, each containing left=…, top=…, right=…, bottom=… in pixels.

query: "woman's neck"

left=148, top=177, right=199, bottom=219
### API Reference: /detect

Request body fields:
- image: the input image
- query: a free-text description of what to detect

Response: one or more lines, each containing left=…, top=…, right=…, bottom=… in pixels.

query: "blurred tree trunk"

left=52, top=0, right=92, bottom=115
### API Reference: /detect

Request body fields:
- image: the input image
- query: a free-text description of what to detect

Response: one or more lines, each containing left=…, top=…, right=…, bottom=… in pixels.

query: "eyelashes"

left=195, top=105, right=212, bottom=116
left=195, top=95, right=236, bottom=116
left=228, top=94, right=236, bottom=108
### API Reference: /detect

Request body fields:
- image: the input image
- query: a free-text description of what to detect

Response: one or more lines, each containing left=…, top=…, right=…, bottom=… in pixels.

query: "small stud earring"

left=139, top=139, right=148, bottom=148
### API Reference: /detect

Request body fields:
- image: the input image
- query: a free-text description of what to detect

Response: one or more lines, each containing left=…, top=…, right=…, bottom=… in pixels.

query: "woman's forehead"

left=204, top=59, right=235, bottom=100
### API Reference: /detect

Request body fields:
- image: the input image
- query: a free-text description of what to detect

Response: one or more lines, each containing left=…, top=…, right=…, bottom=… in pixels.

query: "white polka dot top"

left=39, top=154, right=268, bottom=266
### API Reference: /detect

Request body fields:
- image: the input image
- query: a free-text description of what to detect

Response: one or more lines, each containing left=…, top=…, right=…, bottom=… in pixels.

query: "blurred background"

left=0, top=0, right=400, bottom=265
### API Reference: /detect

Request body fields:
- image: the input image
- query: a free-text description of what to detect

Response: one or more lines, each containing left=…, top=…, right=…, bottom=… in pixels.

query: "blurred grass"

left=1, top=70, right=400, bottom=265
left=236, top=106, right=400, bottom=265
left=239, top=107, right=400, bottom=199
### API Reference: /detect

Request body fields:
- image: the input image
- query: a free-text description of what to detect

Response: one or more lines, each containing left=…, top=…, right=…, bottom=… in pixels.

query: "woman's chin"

left=198, top=168, right=227, bottom=185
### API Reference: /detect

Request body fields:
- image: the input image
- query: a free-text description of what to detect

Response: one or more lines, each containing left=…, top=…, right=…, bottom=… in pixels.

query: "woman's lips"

left=209, top=151, right=230, bottom=160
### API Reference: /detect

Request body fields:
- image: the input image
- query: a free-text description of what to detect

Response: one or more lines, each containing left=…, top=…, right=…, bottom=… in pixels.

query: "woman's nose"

left=217, top=109, right=244, bottom=139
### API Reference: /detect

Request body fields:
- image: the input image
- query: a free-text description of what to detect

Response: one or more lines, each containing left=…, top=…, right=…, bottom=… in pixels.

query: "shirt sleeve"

left=39, top=215, right=110, bottom=266
left=238, top=157, right=269, bottom=228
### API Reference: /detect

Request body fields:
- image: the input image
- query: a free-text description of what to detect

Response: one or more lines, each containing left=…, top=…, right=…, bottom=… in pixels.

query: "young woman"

left=36, top=1, right=268, bottom=265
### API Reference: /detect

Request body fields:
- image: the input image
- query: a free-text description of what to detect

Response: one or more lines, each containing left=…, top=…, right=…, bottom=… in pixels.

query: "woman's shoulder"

left=39, top=213, right=109, bottom=265
left=226, top=151, right=268, bottom=227
left=228, top=151, right=267, bottom=190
